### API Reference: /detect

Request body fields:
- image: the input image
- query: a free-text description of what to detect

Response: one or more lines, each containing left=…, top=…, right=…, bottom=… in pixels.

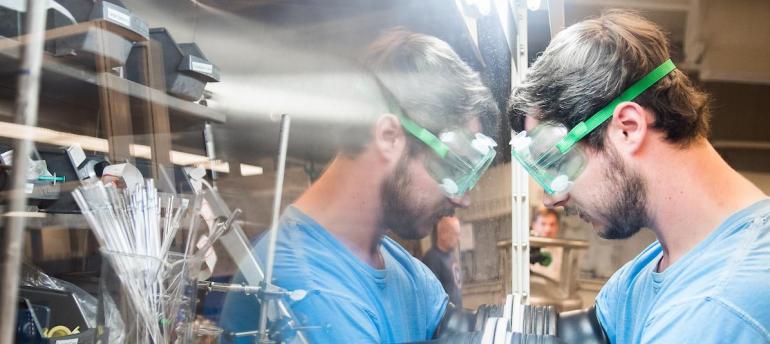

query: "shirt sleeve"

left=291, top=290, right=383, bottom=343
left=641, top=297, right=770, bottom=344
left=594, top=271, right=622, bottom=344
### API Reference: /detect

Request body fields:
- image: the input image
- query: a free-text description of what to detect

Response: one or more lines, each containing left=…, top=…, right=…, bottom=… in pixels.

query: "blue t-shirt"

left=219, top=206, right=448, bottom=343
left=596, top=198, right=770, bottom=344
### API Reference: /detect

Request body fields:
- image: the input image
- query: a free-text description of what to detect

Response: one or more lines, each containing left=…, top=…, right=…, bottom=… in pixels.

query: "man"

left=220, top=29, right=500, bottom=343
left=508, top=11, right=769, bottom=343
left=423, top=216, right=464, bottom=308
left=531, top=207, right=559, bottom=238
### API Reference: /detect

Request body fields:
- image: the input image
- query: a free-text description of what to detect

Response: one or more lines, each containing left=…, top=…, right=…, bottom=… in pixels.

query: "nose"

left=543, top=192, right=570, bottom=208
left=448, top=194, right=471, bottom=209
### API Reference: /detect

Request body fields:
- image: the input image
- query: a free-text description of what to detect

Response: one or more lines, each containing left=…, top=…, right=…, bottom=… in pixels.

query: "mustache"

left=563, top=206, right=587, bottom=219
left=432, top=206, right=456, bottom=222
left=437, top=206, right=456, bottom=218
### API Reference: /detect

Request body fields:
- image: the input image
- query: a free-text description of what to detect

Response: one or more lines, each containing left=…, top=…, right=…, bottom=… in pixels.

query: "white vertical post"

left=510, top=0, right=530, bottom=304
left=258, top=114, right=291, bottom=343
left=683, top=0, right=703, bottom=67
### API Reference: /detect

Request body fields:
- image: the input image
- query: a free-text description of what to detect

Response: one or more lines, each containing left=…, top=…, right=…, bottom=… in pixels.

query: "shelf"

left=0, top=21, right=225, bottom=124
left=497, top=237, right=590, bottom=250
left=25, top=212, right=90, bottom=230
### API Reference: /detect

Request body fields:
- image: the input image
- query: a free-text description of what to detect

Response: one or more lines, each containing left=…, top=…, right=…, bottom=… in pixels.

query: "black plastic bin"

left=16, top=287, right=96, bottom=344
left=126, top=27, right=221, bottom=101
left=52, top=0, right=149, bottom=68
left=0, top=0, right=77, bottom=53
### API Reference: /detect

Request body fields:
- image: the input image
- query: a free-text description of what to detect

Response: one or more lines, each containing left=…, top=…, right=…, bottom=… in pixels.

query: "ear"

left=372, top=113, right=407, bottom=163
left=524, top=116, right=539, bottom=131
left=607, top=101, right=650, bottom=155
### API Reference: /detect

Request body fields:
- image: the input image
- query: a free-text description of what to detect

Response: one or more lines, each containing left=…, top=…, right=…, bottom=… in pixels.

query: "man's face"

left=550, top=144, right=651, bottom=239
left=381, top=152, right=458, bottom=240
left=532, top=214, right=559, bottom=238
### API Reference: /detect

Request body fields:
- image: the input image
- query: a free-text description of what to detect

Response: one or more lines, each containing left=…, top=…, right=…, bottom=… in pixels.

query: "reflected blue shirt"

left=596, top=198, right=770, bottom=343
left=220, top=206, right=448, bottom=343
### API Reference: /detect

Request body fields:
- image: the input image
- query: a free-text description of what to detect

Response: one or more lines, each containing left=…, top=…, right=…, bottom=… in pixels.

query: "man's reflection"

left=219, top=29, right=500, bottom=343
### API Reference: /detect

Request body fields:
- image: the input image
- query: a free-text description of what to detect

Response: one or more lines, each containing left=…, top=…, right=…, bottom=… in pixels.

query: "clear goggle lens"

left=423, top=131, right=497, bottom=198
left=510, top=124, right=587, bottom=195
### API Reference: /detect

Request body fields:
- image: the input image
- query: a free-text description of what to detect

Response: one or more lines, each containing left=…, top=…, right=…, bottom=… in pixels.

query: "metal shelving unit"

left=0, top=9, right=226, bottom=343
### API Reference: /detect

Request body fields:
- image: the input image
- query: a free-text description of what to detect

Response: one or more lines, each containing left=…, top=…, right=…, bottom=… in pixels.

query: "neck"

left=293, top=155, right=387, bottom=267
left=641, top=138, right=766, bottom=270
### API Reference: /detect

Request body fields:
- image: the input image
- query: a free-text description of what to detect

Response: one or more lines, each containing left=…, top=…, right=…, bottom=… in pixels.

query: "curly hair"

left=342, top=28, right=500, bottom=156
left=508, top=10, right=710, bottom=150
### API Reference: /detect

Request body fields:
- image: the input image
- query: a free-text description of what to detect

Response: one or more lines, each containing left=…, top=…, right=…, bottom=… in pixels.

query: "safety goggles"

left=399, top=115, right=497, bottom=198
left=510, top=59, right=677, bottom=195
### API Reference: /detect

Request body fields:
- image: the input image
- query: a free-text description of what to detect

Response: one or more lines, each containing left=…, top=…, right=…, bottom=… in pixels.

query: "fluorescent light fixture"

left=0, top=121, right=262, bottom=175
left=240, top=163, right=263, bottom=176
left=527, top=0, right=542, bottom=11
left=3, top=211, right=46, bottom=218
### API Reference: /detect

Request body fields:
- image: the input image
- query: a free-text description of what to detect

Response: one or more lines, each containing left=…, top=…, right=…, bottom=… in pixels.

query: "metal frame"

left=509, top=0, right=530, bottom=304
left=258, top=114, right=292, bottom=343
left=211, top=115, right=308, bottom=344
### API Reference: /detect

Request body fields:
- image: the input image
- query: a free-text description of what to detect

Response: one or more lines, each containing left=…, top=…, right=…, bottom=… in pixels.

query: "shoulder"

left=710, top=211, right=770, bottom=334
left=644, top=296, right=770, bottom=342
left=252, top=208, right=341, bottom=290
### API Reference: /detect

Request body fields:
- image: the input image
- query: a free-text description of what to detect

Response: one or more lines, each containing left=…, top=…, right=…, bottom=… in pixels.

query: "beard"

left=594, top=147, right=652, bottom=240
left=380, top=155, right=454, bottom=240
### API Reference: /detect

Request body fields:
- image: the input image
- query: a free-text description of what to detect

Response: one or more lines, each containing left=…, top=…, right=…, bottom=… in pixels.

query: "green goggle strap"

left=397, top=115, right=450, bottom=159
left=555, top=59, right=677, bottom=153
left=374, top=72, right=451, bottom=159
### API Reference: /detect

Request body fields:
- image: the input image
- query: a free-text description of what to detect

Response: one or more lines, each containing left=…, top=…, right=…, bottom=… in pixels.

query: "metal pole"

left=0, top=1, right=48, bottom=343
left=204, top=121, right=218, bottom=187
left=258, top=114, right=291, bottom=342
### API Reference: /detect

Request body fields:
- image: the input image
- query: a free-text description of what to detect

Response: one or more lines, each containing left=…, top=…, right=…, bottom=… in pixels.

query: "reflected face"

left=381, top=153, right=456, bottom=240
left=532, top=214, right=559, bottom=238
left=557, top=145, right=651, bottom=239
left=437, top=216, right=462, bottom=250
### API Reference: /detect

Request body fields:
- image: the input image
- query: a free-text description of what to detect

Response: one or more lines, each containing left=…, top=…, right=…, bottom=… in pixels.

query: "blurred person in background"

left=423, top=215, right=464, bottom=308
left=532, top=207, right=560, bottom=238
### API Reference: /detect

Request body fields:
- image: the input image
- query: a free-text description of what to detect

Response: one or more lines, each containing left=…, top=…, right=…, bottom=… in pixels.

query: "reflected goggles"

left=510, top=59, right=677, bottom=195
left=399, top=115, right=497, bottom=198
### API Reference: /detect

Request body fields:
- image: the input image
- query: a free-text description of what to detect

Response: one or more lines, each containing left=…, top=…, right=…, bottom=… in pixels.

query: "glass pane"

left=1, top=1, right=514, bottom=343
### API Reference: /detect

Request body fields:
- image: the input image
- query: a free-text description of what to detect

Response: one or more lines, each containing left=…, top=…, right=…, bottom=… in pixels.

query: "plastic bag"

left=20, top=261, right=97, bottom=328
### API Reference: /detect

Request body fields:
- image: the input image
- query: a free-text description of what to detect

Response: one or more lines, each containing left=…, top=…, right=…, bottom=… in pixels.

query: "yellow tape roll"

left=44, top=325, right=79, bottom=338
